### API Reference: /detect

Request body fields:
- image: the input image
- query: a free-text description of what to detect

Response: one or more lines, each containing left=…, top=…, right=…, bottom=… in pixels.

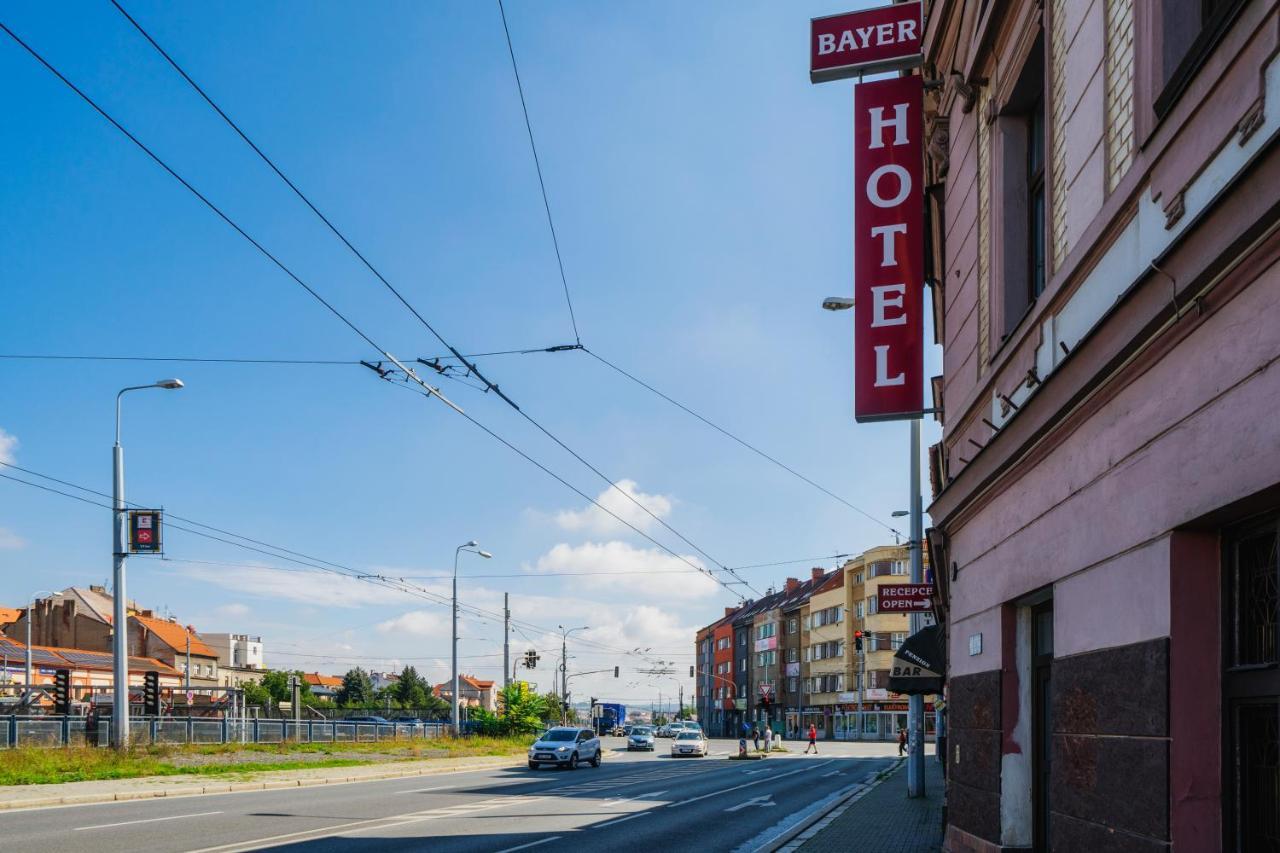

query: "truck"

left=596, top=702, right=626, bottom=734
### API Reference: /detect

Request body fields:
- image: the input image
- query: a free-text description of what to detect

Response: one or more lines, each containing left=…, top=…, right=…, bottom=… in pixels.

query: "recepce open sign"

left=128, top=509, right=163, bottom=554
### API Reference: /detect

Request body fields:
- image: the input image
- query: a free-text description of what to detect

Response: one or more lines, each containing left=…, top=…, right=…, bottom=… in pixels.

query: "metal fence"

left=0, top=715, right=450, bottom=748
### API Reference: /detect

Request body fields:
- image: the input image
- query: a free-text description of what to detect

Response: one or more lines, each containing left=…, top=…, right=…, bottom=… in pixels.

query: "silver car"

left=528, top=727, right=602, bottom=770
left=670, top=730, right=708, bottom=757
left=627, top=725, right=656, bottom=751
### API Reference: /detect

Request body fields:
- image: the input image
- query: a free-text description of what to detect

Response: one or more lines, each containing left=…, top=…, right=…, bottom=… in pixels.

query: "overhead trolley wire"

left=495, top=0, right=581, bottom=344
left=0, top=461, right=674, bottom=664
left=582, top=348, right=903, bottom=539
left=89, top=6, right=755, bottom=599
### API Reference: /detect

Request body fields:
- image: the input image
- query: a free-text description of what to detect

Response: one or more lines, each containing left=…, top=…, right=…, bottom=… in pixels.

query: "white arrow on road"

left=725, top=794, right=775, bottom=812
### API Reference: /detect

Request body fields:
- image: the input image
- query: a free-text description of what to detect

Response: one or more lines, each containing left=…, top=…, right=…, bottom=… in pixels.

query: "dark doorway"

left=1224, top=514, right=1280, bottom=852
left=1032, top=601, right=1054, bottom=851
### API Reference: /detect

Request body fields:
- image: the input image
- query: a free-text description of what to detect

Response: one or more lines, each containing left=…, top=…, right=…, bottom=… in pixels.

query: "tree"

left=497, top=682, right=548, bottom=735
left=336, top=668, right=374, bottom=707
left=391, top=666, right=431, bottom=709
left=540, top=690, right=565, bottom=726
left=241, top=680, right=271, bottom=708
left=260, top=670, right=313, bottom=703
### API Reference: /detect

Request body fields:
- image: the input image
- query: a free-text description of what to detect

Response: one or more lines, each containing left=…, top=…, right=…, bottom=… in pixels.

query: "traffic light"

left=614, top=666, right=619, bottom=678
left=144, top=671, right=160, bottom=715
left=53, top=668, right=70, bottom=715
left=690, top=665, right=695, bottom=678
left=524, top=650, right=539, bottom=669
left=854, top=630, right=863, bottom=652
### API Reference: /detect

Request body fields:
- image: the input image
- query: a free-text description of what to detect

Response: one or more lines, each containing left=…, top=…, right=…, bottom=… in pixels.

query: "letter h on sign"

left=853, top=75, right=923, bottom=422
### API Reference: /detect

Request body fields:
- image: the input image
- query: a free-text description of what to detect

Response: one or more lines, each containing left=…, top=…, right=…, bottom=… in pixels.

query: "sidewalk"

left=0, top=754, right=524, bottom=811
left=784, top=756, right=945, bottom=853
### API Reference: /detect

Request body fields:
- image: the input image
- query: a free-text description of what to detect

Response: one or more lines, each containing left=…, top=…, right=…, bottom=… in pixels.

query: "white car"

left=670, top=730, right=708, bottom=757
left=528, top=727, right=602, bottom=770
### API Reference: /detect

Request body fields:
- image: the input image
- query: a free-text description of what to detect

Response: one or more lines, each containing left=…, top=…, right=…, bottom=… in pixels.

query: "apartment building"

left=923, top=1, right=1280, bottom=848
left=845, top=544, right=935, bottom=741
left=801, top=567, right=846, bottom=738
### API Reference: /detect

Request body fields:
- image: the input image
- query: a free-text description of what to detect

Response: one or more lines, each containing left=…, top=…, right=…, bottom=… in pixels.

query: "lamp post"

left=558, top=625, right=588, bottom=725
left=452, top=541, right=491, bottom=734
left=113, top=379, right=183, bottom=748
left=25, top=589, right=55, bottom=694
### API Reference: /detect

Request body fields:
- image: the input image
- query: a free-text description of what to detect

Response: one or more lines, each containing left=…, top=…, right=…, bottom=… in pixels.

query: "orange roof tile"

left=460, top=674, right=494, bottom=689
left=0, top=607, right=22, bottom=626
left=303, top=672, right=343, bottom=689
left=133, top=615, right=218, bottom=658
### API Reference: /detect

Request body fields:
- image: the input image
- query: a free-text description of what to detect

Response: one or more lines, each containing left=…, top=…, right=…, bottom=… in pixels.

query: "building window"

left=788, top=647, right=798, bottom=663
left=856, top=601, right=865, bottom=619
left=788, top=618, right=798, bottom=634
left=1153, top=0, right=1249, bottom=118
left=788, top=677, right=797, bottom=693
left=1027, top=94, right=1046, bottom=300
left=867, top=596, right=879, bottom=615
left=892, top=632, right=906, bottom=650
left=739, top=659, right=746, bottom=672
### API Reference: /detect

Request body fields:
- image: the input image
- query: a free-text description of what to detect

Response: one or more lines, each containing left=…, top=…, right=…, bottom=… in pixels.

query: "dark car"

left=345, top=715, right=390, bottom=724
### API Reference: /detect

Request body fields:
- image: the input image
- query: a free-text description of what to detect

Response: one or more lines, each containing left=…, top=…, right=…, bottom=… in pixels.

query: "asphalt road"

left=0, top=738, right=898, bottom=852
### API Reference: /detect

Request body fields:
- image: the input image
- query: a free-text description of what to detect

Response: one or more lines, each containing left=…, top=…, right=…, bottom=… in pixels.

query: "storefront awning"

left=887, top=624, right=944, bottom=695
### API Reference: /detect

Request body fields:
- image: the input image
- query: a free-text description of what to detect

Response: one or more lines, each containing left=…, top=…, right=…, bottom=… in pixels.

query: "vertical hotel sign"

left=811, top=3, right=925, bottom=422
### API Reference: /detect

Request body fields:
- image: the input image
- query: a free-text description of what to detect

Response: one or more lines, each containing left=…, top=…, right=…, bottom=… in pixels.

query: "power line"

left=0, top=21, right=461, bottom=416
left=0, top=461, right=674, bottom=665
left=582, top=348, right=903, bottom=538
left=102, top=3, right=747, bottom=594
left=11, top=16, right=748, bottom=601
left=496, top=0, right=580, bottom=344
left=0, top=346, right=577, bottom=366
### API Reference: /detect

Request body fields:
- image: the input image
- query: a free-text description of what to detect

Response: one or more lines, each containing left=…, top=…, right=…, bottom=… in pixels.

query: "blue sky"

left=0, top=0, right=938, bottom=707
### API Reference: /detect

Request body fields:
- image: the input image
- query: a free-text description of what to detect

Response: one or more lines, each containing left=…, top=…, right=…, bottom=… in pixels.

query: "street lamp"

left=25, top=589, right=55, bottom=694
left=821, top=296, right=856, bottom=311
left=452, top=541, right=491, bottom=734
left=558, top=625, right=589, bottom=726
left=113, top=379, right=183, bottom=748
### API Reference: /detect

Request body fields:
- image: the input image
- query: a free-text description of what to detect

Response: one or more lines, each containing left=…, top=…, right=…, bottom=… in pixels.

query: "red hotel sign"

left=878, top=583, right=934, bottom=612
left=810, top=2, right=923, bottom=83
left=853, top=74, right=924, bottom=421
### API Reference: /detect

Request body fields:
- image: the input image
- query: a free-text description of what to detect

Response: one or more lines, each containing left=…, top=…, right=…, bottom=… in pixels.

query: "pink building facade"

left=922, top=1, right=1280, bottom=850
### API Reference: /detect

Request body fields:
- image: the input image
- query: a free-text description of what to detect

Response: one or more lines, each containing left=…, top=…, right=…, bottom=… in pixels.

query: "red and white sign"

left=758, top=683, right=773, bottom=697
left=853, top=74, right=924, bottom=421
left=877, top=583, right=934, bottom=612
left=810, top=2, right=923, bottom=84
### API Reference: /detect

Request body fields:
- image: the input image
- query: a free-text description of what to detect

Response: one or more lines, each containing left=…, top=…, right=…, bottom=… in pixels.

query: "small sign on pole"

left=877, top=583, right=934, bottom=612
left=127, top=509, right=163, bottom=554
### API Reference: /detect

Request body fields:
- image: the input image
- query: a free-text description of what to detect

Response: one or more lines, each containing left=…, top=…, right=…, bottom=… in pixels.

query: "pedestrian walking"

left=804, top=722, right=818, bottom=754
left=752, top=725, right=760, bottom=752
left=763, top=725, right=773, bottom=753
left=898, top=728, right=907, bottom=756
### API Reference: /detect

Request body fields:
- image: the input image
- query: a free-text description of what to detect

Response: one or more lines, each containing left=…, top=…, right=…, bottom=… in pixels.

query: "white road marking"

left=74, top=811, right=222, bottom=831
left=667, top=760, right=832, bottom=809
left=743, top=768, right=771, bottom=775
left=821, top=770, right=844, bottom=777
left=724, top=794, right=775, bottom=812
left=394, top=785, right=449, bottom=794
left=494, top=837, right=561, bottom=853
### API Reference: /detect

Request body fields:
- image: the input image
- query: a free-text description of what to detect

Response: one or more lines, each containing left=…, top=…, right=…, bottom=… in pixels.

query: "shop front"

left=826, top=701, right=936, bottom=741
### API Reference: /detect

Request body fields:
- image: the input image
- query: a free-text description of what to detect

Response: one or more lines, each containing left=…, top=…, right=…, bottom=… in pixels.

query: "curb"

left=0, top=756, right=524, bottom=812
left=754, top=758, right=905, bottom=853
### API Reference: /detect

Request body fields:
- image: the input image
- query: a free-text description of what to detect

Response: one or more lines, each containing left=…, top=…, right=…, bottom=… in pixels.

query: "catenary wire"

left=0, top=462, right=676, bottom=664
left=583, top=347, right=903, bottom=538
left=99, top=7, right=755, bottom=597
left=1, top=25, right=745, bottom=601
left=495, top=0, right=580, bottom=344
left=0, top=346, right=575, bottom=365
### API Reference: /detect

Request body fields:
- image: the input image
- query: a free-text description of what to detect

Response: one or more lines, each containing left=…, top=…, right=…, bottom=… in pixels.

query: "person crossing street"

left=804, top=722, right=818, bottom=754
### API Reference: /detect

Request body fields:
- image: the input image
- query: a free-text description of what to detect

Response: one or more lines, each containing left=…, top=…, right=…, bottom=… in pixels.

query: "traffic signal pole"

left=503, top=593, right=510, bottom=693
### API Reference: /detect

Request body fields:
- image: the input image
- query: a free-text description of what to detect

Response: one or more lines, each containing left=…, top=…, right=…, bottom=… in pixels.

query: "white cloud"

left=528, top=540, right=719, bottom=598
left=176, top=562, right=423, bottom=609
left=0, top=428, right=16, bottom=465
left=0, top=527, right=26, bottom=550
left=214, top=603, right=250, bottom=619
left=553, top=479, right=673, bottom=537
left=377, top=610, right=448, bottom=638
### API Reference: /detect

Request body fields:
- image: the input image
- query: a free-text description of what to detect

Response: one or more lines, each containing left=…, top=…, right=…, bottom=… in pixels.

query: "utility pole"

left=907, top=418, right=925, bottom=797
left=503, top=593, right=510, bottom=693
left=185, top=634, right=191, bottom=693
left=560, top=633, right=568, bottom=726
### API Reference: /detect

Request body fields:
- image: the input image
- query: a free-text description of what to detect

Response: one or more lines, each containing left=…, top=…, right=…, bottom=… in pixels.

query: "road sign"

left=877, top=583, right=934, bottom=612
left=810, top=1, right=923, bottom=83
left=127, top=509, right=163, bottom=554
left=758, top=682, right=773, bottom=697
